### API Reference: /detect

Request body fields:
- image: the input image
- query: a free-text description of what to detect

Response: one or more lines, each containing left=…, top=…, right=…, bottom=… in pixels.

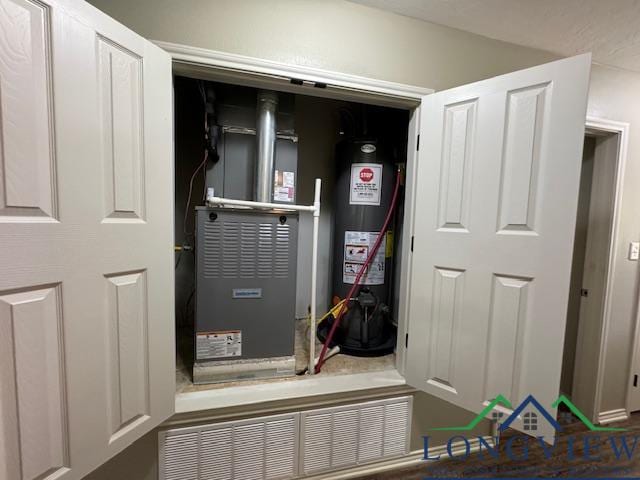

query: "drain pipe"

left=255, top=90, right=278, bottom=203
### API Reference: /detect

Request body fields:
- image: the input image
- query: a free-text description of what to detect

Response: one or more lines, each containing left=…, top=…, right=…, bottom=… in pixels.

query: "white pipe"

left=207, top=196, right=315, bottom=212
left=315, top=346, right=340, bottom=367
left=309, top=178, right=322, bottom=375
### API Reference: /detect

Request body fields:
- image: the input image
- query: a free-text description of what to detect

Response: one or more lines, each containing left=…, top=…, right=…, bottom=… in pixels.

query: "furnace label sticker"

left=273, top=169, right=295, bottom=202
left=343, top=230, right=385, bottom=285
left=196, top=330, right=242, bottom=360
left=349, top=163, right=382, bottom=206
left=232, top=288, right=262, bottom=299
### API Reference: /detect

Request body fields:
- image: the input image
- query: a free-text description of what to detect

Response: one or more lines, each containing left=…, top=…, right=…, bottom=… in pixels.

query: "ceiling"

left=350, top=0, right=640, bottom=72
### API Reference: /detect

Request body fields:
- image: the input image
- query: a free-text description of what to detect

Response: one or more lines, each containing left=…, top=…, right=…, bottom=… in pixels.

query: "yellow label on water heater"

left=385, top=231, right=394, bottom=258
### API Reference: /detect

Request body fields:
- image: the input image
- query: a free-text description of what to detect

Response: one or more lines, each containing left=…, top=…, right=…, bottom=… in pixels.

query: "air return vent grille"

left=159, top=413, right=298, bottom=480
left=162, top=432, right=199, bottom=480
left=159, top=397, right=411, bottom=480
left=202, top=219, right=291, bottom=279
left=299, top=396, right=412, bottom=476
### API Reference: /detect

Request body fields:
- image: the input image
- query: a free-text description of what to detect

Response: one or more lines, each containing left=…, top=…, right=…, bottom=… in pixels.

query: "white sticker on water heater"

left=350, top=163, right=382, bottom=206
left=343, top=231, right=386, bottom=285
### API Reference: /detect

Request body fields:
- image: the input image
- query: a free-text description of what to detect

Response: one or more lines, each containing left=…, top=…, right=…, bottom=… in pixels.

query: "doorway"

left=561, top=120, right=628, bottom=423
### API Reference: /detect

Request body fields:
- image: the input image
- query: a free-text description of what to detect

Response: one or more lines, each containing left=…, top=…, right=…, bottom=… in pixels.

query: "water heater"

left=319, top=138, right=397, bottom=356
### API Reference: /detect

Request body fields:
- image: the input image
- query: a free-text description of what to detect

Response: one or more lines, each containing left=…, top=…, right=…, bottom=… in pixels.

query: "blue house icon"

left=498, top=394, right=562, bottom=433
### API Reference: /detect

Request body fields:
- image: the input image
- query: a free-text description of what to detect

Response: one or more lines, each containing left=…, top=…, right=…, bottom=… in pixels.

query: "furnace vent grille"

left=257, top=223, right=274, bottom=278
left=274, top=224, right=291, bottom=278
left=202, top=221, right=222, bottom=278
left=203, top=219, right=291, bottom=279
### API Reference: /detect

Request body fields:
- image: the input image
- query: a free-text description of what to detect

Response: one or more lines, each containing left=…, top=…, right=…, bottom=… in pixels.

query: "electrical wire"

left=315, top=167, right=403, bottom=373
left=182, top=81, right=211, bottom=237
left=310, top=299, right=346, bottom=328
left=184, top=287, right=196, bottom=325
left=197, top=80, right=206, bottom=103
left=182, top=149, right=209, bottom=237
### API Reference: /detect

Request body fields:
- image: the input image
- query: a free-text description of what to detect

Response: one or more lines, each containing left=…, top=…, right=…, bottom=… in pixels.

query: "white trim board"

left=154, top=40, right=433, bottom=108
left=572, top=117, right=630, bottom=423
left=175, top=369, right=408, bottom=415
left=303, top=450, right=426, bottom=480
left=590, top=118, right=629, bottom=422
left=598, top=408, right=629, bottom=425
left=304, top=437, right=494, bottom=480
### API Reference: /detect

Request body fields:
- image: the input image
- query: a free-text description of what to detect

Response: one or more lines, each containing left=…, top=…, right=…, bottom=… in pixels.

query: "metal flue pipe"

left=255, top=90, right=278, bottom=202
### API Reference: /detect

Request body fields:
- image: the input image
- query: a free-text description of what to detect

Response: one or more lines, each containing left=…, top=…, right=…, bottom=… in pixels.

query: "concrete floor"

left=176, top=318, right=396, bottom=394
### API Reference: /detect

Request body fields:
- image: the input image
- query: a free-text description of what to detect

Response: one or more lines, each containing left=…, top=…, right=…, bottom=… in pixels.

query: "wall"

left=85, top=430, right=158, bottom=480
left=294, top=94, right=344, bottom=317
left=587, top=64, right=640, bottom=413
left=173, top=76, right=203, bottom=330
left=85, top=0, right=558, bottom=92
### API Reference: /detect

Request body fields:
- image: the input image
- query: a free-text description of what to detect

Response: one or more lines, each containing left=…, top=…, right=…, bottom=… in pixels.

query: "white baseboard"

left=598, top=408, right=628, bottom=425
left=303, top=436, right=494, bottom=480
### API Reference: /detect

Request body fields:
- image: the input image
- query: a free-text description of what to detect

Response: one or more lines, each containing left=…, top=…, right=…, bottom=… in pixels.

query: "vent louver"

left=162, top=432, right=199, bottom=480
left=299, top=396, right=412, bottom=476
left=203, top=218, right=291, bottom=279
left=159, top=397, right=411, bottom=480
left=159, top=413, right=298, bottom=480
left=203, top=221, right=222, bottom=278
left=199, top=427, right=232, bottom=479
left=274, top=224, right=291, bottom=278
left=257, top=223, right=274, bottom=278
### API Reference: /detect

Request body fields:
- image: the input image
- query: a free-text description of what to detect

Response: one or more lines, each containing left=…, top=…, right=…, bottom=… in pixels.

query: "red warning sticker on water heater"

left=350, top=163, right=382, bottom=206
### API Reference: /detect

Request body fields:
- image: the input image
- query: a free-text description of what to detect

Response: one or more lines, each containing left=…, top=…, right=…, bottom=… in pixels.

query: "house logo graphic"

left=431, top=393, right=626, bottom=433
left=422, top=394, right=634, bottom=477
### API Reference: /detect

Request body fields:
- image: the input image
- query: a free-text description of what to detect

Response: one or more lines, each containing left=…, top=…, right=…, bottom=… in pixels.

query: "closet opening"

left=173, top=75, right=412, bottom=395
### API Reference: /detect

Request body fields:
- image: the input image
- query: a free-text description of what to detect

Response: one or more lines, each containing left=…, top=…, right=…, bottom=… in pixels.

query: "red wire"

left=315, top=167, right=403, bottom=373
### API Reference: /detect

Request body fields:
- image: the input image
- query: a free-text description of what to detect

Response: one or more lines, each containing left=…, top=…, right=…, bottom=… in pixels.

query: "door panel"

left=97, top=37, right=146, bottom=221
left=0, top=285, right=67, bottom=480
left=0, top=0, right=174, bottom=478
left=0, top=0, right=56, bottom=220
left=406, top=54, right=591, bottom=440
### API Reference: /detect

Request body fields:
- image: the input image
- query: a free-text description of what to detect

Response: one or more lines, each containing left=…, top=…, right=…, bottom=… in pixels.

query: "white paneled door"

left=406, top=55, right=591, bottom=440
left=0, top=0, right=174, bottom=479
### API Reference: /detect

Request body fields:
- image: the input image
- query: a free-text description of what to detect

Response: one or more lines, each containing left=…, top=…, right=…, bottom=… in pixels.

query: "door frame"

left=156, top=40, right=430, bottom=412
left=572, top=117, right=630, bottom=424
left=154, top=41, right=431, bottom=108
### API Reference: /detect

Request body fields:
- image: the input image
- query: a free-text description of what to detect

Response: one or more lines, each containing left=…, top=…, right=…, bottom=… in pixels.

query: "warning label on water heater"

left=343, top=231, right=386, bottom=285
left=196, top=330, right=242, bottom=360
left=350, top=163, right=382, bottom=206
